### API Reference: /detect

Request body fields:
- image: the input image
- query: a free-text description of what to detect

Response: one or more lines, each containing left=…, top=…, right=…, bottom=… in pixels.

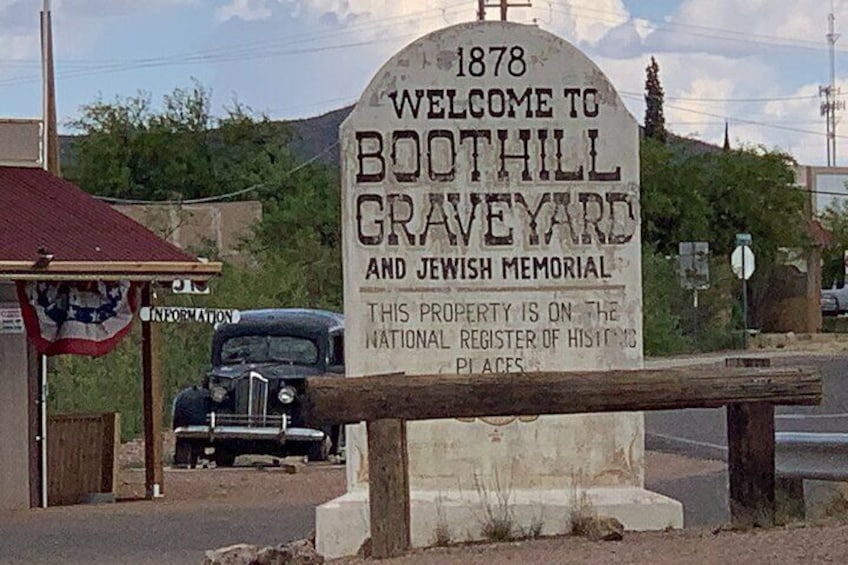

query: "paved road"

left=0, top=500, right=315, bottom=565
left=644, top=351, right=848, bottom=528
left=646, top=352, right=848, bottom=458
left=648, top=472, right=729, bottom=527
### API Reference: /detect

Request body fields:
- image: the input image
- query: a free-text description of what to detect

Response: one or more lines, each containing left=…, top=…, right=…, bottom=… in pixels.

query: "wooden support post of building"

left=101, top=412, right=120, bottom=496
left=141, top=283, right=163, bottom=499
left=727, top=402, right=775, bottom=527
left=367, top=419, right=410, bottom=559
left=27, top=342, right=43, bottom=508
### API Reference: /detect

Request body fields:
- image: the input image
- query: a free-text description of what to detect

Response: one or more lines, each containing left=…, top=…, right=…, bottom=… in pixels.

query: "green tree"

left=819, top=200, right=848, bottom=288
left=53, top=84, right=344, bottom=438
left=644, top=56, right=667, bottom=142
left=641, top=140, right=805, bottom=261
left=64, top=82, right=295, bottom=201
left=640, top=139, right=807, bottom=344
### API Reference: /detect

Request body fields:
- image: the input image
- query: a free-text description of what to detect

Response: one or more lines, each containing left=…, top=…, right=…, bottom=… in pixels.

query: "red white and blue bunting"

left=16, top=280, right=139, bottom=356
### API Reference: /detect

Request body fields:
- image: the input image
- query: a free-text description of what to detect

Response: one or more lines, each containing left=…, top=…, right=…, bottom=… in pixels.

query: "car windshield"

left=220, top=335, right=319, bottom=365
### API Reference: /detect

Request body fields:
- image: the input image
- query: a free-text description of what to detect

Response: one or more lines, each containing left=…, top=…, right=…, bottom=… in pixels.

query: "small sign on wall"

left=0, top=307, right=24, bottom=334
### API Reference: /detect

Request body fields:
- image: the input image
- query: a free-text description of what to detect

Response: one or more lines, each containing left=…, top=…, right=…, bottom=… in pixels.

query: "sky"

left=2, top=0, right=848, bottom=169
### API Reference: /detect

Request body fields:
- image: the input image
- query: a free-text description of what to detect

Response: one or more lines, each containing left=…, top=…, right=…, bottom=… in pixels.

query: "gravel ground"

left=331, top=523, right=848, bottom=565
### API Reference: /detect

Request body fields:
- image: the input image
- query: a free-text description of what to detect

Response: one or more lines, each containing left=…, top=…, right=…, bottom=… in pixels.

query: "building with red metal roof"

left=0, top=166, right=220, bottom=280
left=0, top=164, right=221, bottom=512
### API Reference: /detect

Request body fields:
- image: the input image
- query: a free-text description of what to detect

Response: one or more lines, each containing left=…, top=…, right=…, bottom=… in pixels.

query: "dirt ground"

left=115, top=440, right=848, bottom=565
left=331, top=524, right=848, bottom=565
left=116, top=435, right=723, bottom=505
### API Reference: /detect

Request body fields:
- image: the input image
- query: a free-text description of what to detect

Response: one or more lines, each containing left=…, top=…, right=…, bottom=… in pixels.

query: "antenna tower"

left=821, top=4, right=844, bottom=166
left=477, top=0, right=531, bottom=22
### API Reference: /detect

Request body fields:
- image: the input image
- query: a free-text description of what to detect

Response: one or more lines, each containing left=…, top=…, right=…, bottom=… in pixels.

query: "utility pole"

left=477, top=0, right=531, bottom=22
left=33, top=0, right=57, bottom=510
left=40, top=0, right=58, bottom=175
left=821, top=4, right=844, bottom=166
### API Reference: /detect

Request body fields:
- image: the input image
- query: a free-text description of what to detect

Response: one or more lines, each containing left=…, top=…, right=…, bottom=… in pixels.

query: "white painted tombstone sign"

left=316, top=21, right=682, bottom=558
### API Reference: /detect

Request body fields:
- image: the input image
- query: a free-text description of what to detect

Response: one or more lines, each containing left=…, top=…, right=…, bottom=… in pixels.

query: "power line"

left=620, top=91, right=820, bottom=104
left=2, top=0, right=840, bottom=82
left=541, top=1, right=837, bottom=53
left=0, top=3, right=470, bottom=66
left=93, top=141, right=339, bottom=206
left=0, top=34, right=418, bottom=88
left=668, top=119, right=826, bottom=126
left=0, top=4, right=470, bottom=87
left=620, top=92, right=848, bottom=139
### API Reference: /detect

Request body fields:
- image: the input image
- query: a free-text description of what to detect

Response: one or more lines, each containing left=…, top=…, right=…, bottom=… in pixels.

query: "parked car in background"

left=821, top=284, right=848, bottom=316
left=172, top=308, right=345, bottom=467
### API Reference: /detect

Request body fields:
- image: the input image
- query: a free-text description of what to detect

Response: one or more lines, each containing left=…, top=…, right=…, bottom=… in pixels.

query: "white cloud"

left=0, top=31, right=36, bottom=61
left=57, top=0, right=198, bottom=18
left=595, top=51, right=790, bottom=148
left=0, top=0, right=841, bottom=167
left=658, top=0, right=846, bottom=56
left=216, top=0, right=271, bottom=22
left=633, top=18, right=657, bottom=42
left=674, top=0, right=838, bottom=37
left=0, top=0, right=199, bottom=61
left=542, top=0, right=629, bottom=45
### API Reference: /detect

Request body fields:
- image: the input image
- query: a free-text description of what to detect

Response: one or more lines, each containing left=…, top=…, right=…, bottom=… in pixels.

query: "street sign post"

left=735, top=233, right=752, bottom=247
left=731, top=238, right=755, bottom=348
left=679, top=241, right=710, bottom=310
left=731, top=245, right=755, bottom=280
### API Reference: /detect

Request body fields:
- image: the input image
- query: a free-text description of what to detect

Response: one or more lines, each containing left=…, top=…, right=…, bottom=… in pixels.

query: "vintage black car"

left=172, top=308, right=345, bottom=467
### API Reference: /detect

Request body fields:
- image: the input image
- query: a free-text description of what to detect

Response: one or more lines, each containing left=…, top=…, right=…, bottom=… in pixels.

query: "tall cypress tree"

left=644, top=56, right=667, bottom=142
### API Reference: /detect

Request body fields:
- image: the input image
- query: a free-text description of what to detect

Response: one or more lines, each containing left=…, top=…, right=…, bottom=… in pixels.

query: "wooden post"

left=27, top=342, right=43, bottom=508
left=101, top=412, right=120, bottom=495
left=367, top=419, right=410, bottom=559
left=302, top=367, right=821, bottom=426
left=141, top=283, right=163, bottom=499
left=776, top=476, right=805, bottom=522
left=727, top=402, right=775, bottom=527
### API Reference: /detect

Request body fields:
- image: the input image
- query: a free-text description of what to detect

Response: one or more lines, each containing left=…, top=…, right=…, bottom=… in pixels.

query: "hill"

left=59, top=105, right=720, bottom=175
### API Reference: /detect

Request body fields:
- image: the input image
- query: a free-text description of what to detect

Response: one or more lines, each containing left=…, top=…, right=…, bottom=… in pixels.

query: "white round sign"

left=731, top=245, right=755, bottom=280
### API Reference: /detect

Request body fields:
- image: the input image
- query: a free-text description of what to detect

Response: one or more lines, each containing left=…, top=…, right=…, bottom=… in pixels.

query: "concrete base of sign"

left=315, top=486, right=683, bottom=559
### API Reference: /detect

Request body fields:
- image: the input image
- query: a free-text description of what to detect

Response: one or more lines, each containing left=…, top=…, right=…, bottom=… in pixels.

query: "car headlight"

left=277, top=385, right=297, bottom=404
left=210, top=385, right=228, bottom=403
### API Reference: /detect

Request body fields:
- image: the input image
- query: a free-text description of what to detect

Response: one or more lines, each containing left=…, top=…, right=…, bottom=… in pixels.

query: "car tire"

left=308, top=434, right=332, bottom=462
left=174, top=439, right=199, bottom=469
left=333, top=425, right=345, bottom=455
left=173, top=388, right=209, bottom=428
left=214, top=450, right=237, bottom=467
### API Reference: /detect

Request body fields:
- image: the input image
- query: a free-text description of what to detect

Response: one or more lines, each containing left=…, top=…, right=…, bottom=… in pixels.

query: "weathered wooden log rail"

left=302, top=365, right=822, bottom=559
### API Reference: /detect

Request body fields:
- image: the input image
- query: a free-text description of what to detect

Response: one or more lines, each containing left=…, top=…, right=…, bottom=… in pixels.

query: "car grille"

left=209, top=412, right=288, bottom=428
left=233, top=371, right=270, bottom=426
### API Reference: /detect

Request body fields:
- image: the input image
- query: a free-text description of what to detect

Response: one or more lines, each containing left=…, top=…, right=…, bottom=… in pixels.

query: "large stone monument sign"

left=316, top=21, right=682, bottom=558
